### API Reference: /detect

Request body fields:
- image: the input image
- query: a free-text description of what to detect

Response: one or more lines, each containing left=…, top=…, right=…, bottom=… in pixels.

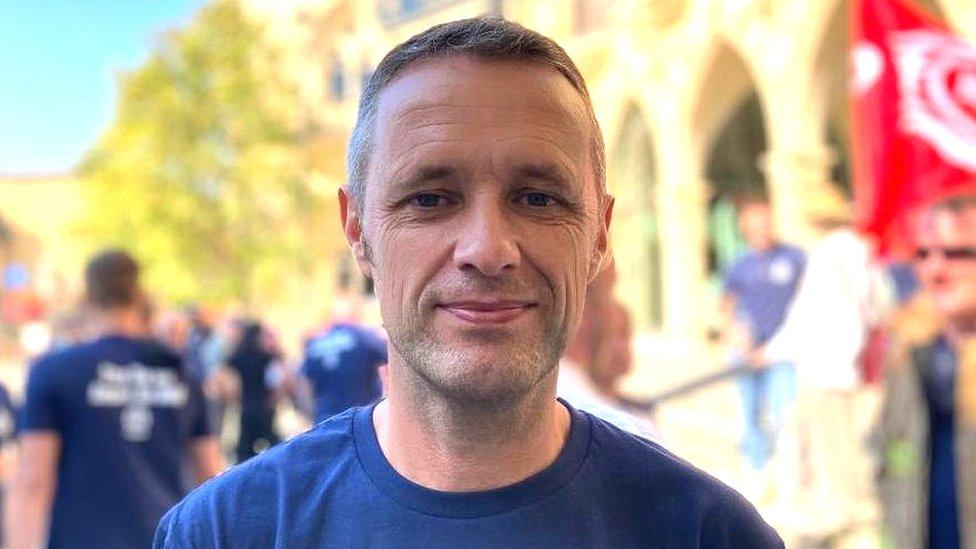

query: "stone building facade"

left=243, top=0, right=976, bottom=390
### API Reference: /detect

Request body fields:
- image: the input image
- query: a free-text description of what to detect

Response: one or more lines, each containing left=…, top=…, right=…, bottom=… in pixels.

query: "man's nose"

left=453, top=200, right=521, bottom=277
left=917, top=253, right=948, bottom=283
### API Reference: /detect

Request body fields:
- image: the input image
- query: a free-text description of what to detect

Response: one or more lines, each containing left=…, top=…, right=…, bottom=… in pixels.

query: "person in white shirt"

left=558, top=261, right=658, bottom=440
left=762, top=206, right=889, bottom=543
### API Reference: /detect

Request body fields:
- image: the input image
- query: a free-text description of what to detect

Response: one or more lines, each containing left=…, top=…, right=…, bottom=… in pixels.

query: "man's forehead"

left=373, top=55, right=588, bottom=125
left=919, top=206, right=976, bottom=243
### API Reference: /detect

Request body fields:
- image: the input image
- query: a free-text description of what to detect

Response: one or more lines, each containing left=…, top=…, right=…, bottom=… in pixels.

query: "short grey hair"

left=345, top=16, right=606, bottom=212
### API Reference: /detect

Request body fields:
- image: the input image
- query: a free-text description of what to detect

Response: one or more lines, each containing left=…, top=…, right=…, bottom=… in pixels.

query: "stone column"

left=653, top=126, right=710, bottom=338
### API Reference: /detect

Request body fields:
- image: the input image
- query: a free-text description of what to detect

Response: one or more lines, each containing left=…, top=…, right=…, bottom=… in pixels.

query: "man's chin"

left=416, top=349, right=556, bottom=405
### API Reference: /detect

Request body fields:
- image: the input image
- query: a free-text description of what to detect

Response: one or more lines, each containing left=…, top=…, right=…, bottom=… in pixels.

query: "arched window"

left=609, top=105, right=663, bottom=329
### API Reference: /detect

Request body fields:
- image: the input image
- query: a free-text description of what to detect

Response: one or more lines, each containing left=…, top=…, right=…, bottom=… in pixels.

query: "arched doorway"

left=692, top=40, right=769, bottom=287
left=609, top=105, right=663, bottom=330
left=704, top=91, right=768, bottom=285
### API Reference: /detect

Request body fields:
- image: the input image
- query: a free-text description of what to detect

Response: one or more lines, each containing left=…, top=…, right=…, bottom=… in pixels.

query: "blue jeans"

left=737, top=361, right=796, bottom=471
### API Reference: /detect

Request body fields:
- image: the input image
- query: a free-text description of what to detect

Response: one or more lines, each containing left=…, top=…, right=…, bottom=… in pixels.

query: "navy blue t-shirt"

left=723, top=244, right=805, bottom=345
left=155, top=400, right=783, bottom=548
left=21, top=335, right=213, bottom=549
left=300, top=323, right=387, bottom=422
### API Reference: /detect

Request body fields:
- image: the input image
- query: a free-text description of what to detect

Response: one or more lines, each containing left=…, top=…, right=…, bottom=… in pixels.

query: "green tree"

left=78, top=0, right=324, bottom=306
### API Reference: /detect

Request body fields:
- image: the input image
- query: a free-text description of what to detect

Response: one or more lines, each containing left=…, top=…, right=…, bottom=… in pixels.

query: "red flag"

left=851, top=0, right=976, bottom=257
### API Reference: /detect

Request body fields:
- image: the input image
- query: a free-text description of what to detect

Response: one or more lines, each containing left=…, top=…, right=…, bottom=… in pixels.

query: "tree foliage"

left=78, top=0, right=324, bottom=306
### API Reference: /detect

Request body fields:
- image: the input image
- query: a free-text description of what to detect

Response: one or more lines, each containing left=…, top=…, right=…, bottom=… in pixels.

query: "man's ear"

left=588, top=194, right=614, bottom=282
left=339, top=187, right=373, bottom=279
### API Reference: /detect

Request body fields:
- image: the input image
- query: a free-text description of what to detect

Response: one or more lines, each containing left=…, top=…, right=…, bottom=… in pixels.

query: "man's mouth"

left=437, top=300, right=536, bottom=324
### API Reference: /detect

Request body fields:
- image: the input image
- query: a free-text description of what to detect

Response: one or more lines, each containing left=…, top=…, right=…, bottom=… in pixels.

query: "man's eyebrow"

left=515, top=163, right=572, bottom=187
left=396, top=165, right=454, bottom=190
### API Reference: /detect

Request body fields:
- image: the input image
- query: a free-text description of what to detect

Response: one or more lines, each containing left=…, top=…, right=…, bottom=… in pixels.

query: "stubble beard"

left=387, top=301, right=566, bottom=412
left=365, top=234, right=568, bottom=411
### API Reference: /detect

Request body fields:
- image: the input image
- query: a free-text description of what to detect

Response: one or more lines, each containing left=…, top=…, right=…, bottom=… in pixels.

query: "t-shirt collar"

left=352, top=398, right=592, bottom=518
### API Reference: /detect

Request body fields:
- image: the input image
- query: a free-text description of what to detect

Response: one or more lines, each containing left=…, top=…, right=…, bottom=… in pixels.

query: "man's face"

left=738, top=203, right=774, bottom=251
left=342, top=56, right=611, bottom=404
left=915, top=206, right=976, bottom=325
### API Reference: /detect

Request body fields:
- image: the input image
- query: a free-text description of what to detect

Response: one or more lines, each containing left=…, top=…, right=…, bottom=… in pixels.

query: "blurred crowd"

left=716, top=191, right=976, bottom=548
left=0, top=191, right=973, bottom=548
left=49, top=290, right=392, bottom=464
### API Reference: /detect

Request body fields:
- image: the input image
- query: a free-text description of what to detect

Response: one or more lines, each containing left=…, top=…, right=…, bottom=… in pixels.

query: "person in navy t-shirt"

left=156, top=18, right=783, bottom=548
left=721, top=196, right=805, bottom=480
left=10, top=250, right=224, bottom=549
left=227, top=320, right=282, bottom=462
left=299, top=321, right=387, bottom=423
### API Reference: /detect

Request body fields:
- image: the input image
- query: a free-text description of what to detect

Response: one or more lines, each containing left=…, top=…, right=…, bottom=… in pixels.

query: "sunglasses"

left=914, top=246, right=976, bottom=261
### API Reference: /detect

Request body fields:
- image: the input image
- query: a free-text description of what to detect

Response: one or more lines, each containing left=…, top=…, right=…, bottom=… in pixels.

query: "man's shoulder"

left=583, top=413, right=782, bottom=546
left=162, top=408, right=360, bottom=524
left=776, top=243, right=806, bottom=262
left=724, top=252, right=760, bottom=285
left=586, top=412, right=730, bottom=493
left=34, top=337, right=180, bottom=370
left=33, top=342, right=91, bottom=368
left=28, top=342, right=101, bottom=381
left=208, top=407, right=357, bottom=481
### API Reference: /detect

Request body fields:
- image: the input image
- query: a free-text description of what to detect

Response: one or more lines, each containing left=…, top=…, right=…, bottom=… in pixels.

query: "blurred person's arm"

left=718, top=291, right=750, bottom=344
left=718, top=261, right=757, bottom=353
left=12, top=357, right=67, bottom=549
left=7, top=432, right=60, bottom=549
left=266, top=350, right=302, bottom=407
left=190, top=437, right=224, bottom=485
left=719, top=294, right=754, bottom=357
left=293, top=375, right=315, bottom=419
left=187, top=377, right=223, bottom=485
left=204, top=365, right=240, bottom=404
left=718, top=294, right=735, bottom=335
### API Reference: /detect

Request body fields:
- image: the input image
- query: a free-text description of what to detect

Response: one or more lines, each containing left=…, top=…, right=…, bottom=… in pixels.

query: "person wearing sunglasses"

left=880, top=194, right=976, bottom=549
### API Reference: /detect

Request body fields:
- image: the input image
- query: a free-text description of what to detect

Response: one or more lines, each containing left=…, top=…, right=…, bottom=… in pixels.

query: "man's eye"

left=411, top=193, right=445, bottom=208
left=519, top=192, right=557, bottom=207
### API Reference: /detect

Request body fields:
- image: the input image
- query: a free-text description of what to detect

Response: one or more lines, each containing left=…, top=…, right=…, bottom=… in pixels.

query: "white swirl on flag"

left=892, top=29, right=976, bottom=171
left=852, top=41, right=885, bottom=94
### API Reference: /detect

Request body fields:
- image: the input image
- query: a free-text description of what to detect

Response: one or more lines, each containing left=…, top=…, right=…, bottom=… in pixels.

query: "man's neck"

left=373, top=362, right=570, bottom=492
left=93, top=307, right=146, bottom=338
left=749, top=240, right=777, bottom=254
